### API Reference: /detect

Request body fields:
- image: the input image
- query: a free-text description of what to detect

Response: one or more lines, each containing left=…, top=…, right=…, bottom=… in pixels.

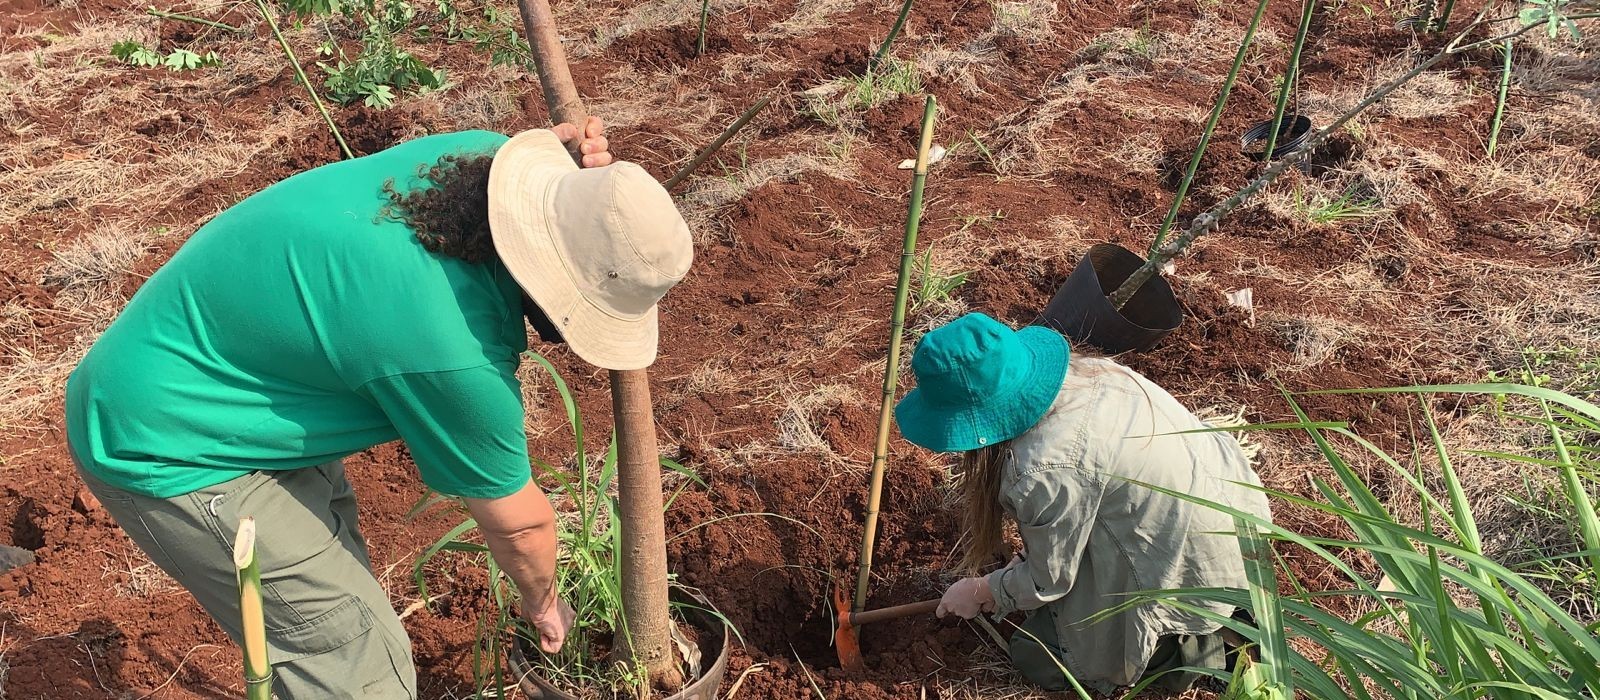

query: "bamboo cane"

left=1263, top=0, right=1317, bottom=160
left=696, top=0, right=711, bottom=55
left=870, top=0, right=918, bottom=71
left=509, top=0, right=683, bottom=691
left=234, top=517, right=272, bottom=700
left=1147, top=0, right=1272, bottom=256
left=853, top=95, right=937, bottom=613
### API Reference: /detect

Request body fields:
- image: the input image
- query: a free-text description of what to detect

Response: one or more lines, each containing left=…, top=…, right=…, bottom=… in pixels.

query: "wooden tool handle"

left=847, top=598, right=940, bottom=627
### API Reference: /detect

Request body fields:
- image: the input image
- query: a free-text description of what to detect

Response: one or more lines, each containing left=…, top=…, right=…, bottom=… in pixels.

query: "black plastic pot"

left=1034, top=243, right=1182, bottom=353
left=1240, top=114, right=1312, bottom=161
left=508, top=590, right=731, bottom=700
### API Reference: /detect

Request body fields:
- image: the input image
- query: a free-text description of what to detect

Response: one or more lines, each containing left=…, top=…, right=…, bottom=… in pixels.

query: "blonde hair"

left=952, top=441, right=1012, bottom=574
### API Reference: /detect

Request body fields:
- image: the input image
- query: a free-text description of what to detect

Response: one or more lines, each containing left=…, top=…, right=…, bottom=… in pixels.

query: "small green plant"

left=1292, top=183, right=1382, bottom=224
left=1106, top=382, right=1600, bottom=699
left=1125, top=24, right=1159, bottom=60
left=111, top=40, right=220, bottom=70
left=911, top=243, right=969, bottom=313
left=412, top=352, right=705, bottom=696
left=845, top=58, right=921, bottom=110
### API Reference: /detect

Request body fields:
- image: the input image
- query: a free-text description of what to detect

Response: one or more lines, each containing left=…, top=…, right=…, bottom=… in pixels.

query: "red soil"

left=1, top=0, right=1592, bottom=697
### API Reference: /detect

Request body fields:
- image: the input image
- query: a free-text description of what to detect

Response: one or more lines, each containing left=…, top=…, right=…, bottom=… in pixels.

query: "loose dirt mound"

left=2, top=0, right=1597, bottom=697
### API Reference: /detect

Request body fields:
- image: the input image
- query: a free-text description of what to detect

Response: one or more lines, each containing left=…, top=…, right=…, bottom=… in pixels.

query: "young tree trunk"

left=611, top=370, right=686, bottom=693
left=511, top=0, right=684, bottom=693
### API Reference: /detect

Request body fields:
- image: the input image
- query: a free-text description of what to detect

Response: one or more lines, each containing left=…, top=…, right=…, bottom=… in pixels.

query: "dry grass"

left=759, top=0, right=863, bottom=40
left=566, top=0, right=759, bottom=56
left=677, top=135, right=851, bottom=240
left=1264, top=313, right=1366, bottom=371
left=990, top=0, right=1056, bottom=46
left=772, top=383, right=860, bottom=466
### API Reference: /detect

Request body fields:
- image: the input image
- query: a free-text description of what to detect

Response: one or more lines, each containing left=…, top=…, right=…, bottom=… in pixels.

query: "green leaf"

left=363, top=83, right=395, bottom=108
left=163, top=48, right=202, bottom=71
left=110, top=39, right=143, bottom=61
left=1520, top=7, right=1548, bottom=25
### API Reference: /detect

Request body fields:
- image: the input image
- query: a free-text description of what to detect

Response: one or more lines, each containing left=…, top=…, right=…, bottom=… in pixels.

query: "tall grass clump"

left=1103, top=383, right=1600, bottom=699
left=411, top=352, right=703, bottom=696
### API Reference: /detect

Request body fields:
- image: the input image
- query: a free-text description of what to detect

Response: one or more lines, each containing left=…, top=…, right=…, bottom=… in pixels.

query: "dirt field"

left=1, top=0, right=1597, bottom=696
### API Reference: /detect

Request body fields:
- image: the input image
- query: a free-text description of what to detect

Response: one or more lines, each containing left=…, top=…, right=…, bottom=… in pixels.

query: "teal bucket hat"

left=895, top=313, right=1070, bottom=453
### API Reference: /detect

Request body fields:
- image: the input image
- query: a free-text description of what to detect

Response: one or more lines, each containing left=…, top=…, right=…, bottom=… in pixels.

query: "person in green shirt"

left=65, top=118, right=695, bottom=698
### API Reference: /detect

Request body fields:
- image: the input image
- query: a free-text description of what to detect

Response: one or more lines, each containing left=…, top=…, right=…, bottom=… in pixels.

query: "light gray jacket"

left=984, top=357, right=1272, bottom=692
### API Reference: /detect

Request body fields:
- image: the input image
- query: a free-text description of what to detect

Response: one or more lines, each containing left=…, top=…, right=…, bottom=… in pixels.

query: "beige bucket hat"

left=488, top=129, right=693, bottom=371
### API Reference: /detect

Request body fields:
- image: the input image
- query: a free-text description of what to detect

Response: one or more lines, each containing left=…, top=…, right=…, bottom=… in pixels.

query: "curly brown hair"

left=382, top=153, right=497, bottom=263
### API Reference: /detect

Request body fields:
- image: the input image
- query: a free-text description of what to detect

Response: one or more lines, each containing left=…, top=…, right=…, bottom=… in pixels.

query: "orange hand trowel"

left=832, top=586, right=941, bottom=672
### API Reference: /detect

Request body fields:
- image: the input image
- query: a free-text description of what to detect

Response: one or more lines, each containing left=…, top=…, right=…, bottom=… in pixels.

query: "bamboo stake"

left=870, top=0, right=917, bottom=71
left=1433, top=0, right=1458, bottom=30
left=1109, top=9, right=1600, bottom=310
left=696, top=0, right=710, bottom=56
left=509, top=0, right=683, bottom=691
left=1263, top=0, right=1317, bottom=160
left=233, top=517, right=272, bottom=700
left=663, top=96, right=772, bottom=190
left=853, top=95, right=937, bottom=613
left=1486, top=39, right=1513, bottom=158
left=1146, top=0, right=1272, bottom=256
left=254, top=0, right=352, bottom=160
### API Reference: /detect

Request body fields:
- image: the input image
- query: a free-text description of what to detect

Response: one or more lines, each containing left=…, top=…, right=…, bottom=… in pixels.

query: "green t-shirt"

left=65, top=130, right=534, bottom=499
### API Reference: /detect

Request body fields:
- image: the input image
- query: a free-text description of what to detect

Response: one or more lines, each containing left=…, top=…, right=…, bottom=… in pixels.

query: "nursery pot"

left=509, top=589, right=731, bottom=700
left=1034, top=243, right=1182, bottom=353
left=1240, top=114, right=1313, bottom=161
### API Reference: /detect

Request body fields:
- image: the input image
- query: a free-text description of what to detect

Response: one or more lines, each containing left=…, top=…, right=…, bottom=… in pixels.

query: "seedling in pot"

left=1250, top=0, right=1317, bottom=162
left=1146, top=0, right=1273, bottom=256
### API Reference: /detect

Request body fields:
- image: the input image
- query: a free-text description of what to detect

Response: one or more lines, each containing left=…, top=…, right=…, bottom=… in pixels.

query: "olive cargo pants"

left=78, top=461, right=418, bottom=699
left=1008, top=604, right=1228, bottom=693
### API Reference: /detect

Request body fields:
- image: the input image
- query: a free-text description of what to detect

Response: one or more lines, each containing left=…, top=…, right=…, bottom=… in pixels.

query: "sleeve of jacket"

left=985, top=464, right=1106, bottom=617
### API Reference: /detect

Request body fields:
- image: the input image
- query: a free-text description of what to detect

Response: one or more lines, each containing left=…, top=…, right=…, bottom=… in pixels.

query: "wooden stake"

left=509, top=0, right=683, bottom=691
left=233, top=517, right=272, bottom=700
left=853, top=95, right=937, bottom=613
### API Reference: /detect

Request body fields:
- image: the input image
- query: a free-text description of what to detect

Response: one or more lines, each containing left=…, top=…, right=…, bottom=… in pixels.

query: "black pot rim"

left=508, top=591, right=732, bottom=700
left=1240, top=114, right=1313, bottom=160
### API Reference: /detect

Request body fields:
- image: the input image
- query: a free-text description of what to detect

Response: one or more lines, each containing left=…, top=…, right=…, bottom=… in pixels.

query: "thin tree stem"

left=1433, top=0, right=1458, bottom=30
left=663, top=95, right=772, bottom=190
left=696, top=0, right=710, bottom=55
left=1486, top=39, right=1513, bottom=157
left=1147, top=0, right=1272, bottom=256
left=1263, top=0, right=1316, bottom=159
left=870, top=0, right=917, bottom=70
left=255, top=0, right=353, bottom=160
left=146, top=6, right=244, bottom=32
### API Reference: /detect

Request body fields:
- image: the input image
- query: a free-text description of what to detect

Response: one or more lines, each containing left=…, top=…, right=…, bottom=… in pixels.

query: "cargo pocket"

left=269, top=596, right=416, bottom=699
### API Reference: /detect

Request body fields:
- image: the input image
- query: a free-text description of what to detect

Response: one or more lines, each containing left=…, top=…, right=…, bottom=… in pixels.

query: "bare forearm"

left=464, top=480, right=559, bottom=610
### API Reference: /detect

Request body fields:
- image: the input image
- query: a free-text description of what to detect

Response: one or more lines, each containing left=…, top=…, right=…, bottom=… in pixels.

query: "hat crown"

left=910, top=314, right=1032, bottom=407
left=550, top=162, right=693, bottom=320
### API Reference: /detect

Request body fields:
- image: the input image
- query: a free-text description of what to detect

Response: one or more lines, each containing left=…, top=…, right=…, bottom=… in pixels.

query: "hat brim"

left=894, top=326, right=1070, bottom=452
left=488, top=130, right=659, bottom=371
